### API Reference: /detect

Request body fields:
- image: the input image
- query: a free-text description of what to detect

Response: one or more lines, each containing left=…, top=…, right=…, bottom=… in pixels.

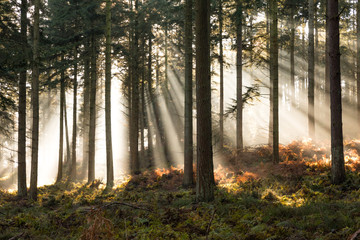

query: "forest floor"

left=2, top=140, right=360, bottom=240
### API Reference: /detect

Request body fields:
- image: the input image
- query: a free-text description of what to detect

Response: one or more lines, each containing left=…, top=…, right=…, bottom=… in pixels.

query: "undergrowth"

left=1, top=140, right=360, bottom=240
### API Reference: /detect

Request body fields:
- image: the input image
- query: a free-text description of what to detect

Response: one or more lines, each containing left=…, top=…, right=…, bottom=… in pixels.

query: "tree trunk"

left=56, top=58, right=65, bottom=183
left=70, top=47, right=78, bottom=181
left=290, top=4, right=295, bottom=106
left=88, top=32, right=97, bottom=183
left=29, top=0, right=40, bottom=201
left=147, top=28, right=153, bottom=168
left=267, top=1, right=273, bottom=146
left=328, top=0, right=345, bottom=184
left=17, top=0, right=27, bottom=197
left=357, top=0, right=360, bottom=134
left=183, top=0, right=194, bottom=187
left=130, top=0, right=140, bottom=174
left=105, top=0, right=114, bottom=188
left=196, top=0, right=214, bottom=202
left=219, top=0, right=224, bottom=149
left=82, top=40, right=90, bottom=180
left=236, top=1, right=243, bottom=153
left=270, top=0, right=279, bottom=164
left=308, top=0, right=315, bottom=139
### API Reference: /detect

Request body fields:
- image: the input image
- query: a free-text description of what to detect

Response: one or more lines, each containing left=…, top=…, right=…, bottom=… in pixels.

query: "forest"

left=1, top=0, right=360, bottom=239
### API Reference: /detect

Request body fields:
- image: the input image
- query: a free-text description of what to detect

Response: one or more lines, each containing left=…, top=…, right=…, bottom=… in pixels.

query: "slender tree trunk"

left=219, top=0, right=224, bottom=149
left=88, top=32, right=97, bottom=183
left=82, top=40, right=90, bottom=180
left=147, top=28, right=153, bottom=168
left=236, top=1, right=243, bottom=153
left=17, top=0, right=27, bottom=197
left=56, top=60, right=65, bottom=183
left=64, top=94, right=71, bottom=168
left=357, top=0, right=360, bottom=134
left=270, top=0, right=279, bottom=164
left=130, top=0, right=140, bottom=174
left=140, top=37, right=146, bottom=167
left=267, top=1, right=273, bottom=146
left=308, top=0, right=315, bottom=139
left=328, top=0, right=345, bottom=184
left=105, top=0, right=114, bottom=188
left=196, top=0, right=214, bottom=202
left=325, top=1, right=330, bottom=107
left=290, top=4, right=296, bottom=106
left=29, top=0, right=40, bottom=200
left=183, top=0, right=193, bottom=187
left=70, top=47, right=77, bottom=181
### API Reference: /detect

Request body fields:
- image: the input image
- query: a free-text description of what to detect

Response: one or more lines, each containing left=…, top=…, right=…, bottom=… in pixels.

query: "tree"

left=196, top=0, right=214, bottom=202
left=219, top=0, right=224, bottom=149
left=88, top=30, right=97, bottom=183
left=105, top=0, right=114, bottom=188
left=328, top=0, right=345, bottom=184
left=236, top=0, right=243, bottom=153
left=56, top=57, right=65, bottom=183
left=183, top=0, right=194, bottom=187
left=308, top=0, right=315, bottom=139
left=70, top=47, right=78, bottom=181
left=269, top=0, right=279, bottom=164
left=357, top=0, right=360, bottom=132
left=17, top=0, right=27, bottom=197
left=29, top=0, right=40, bottom=200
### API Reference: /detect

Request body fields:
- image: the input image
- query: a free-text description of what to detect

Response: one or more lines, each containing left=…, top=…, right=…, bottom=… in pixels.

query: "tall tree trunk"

left=70, top=47, right=78, bottom=181
left=290, top=4, right=296, bottom=106
left=17, top=0, right=27, bottom=197
left=147, top=28, right=153, bottom=168
left=267, top=1, right=273, bottom=146
left=325, top=1, right=330, bottom=106
left=183, top=0, right=193, bottom=187
left=56, top=60, right=65, bottom=183
left=196, top=0, right=214, bottom=202
left=105, top=0, right=114, bottom=188
left=140, top=37, right=146, bottom=167
left=88, top=32, right=97, bottom=183
left=328, top=0, right=345, bottom=184
left=130, top=0, right=140, bottom=174
left=357, top=0, right=360, bottom=134
left=236, top=1, right=243, bottom=153
left=219, top=0, right=224, bottom=149
left=29, top=0, right=40, bottom=200
left=308, top=0, right=315, bottom=139
left=82, top=40, right=90, bottom=180
left=64, top=94, right=71, bottom=168
left=270, top=0, right=279, bottom=164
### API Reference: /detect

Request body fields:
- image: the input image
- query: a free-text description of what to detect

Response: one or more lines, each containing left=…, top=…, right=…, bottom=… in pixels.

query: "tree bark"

left=183, top=0, right=194, bottom=187
left=308, top=0, right=315, bottom=139
left=17, top=0, right=27, bottom=197
left=29, top=0, right=40, bottom=201
left=328, top=0, right=345, bottom=184
left=270, top=0, right=279, bottom=164
left=56, top=57, right=65, bottom=183
left=130, top=0, right=140, bottom=174
left=196, top=0, right=214, bottom=202
left=357, top=0, right=360, bottom=134
left=70, top=47, right=78, bottom=181
left=219, top=0, right=224, bottom=149
left=88, top=31, right=97, bottom=183
left=236, top=0, right=243, bottom=153
left=82, top=40, right=90, bottom=180
left=290, top=4, right=295, bottom=106
left=105, top=0, right=114, bottom=188
left=147, top=28, right=153, bottom=168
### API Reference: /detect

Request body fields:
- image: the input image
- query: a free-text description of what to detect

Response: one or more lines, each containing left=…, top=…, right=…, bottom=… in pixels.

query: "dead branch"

left=349, top=229, right=360, bottom=240
left=205, top=209, right=216, bottom=240
left=8, top=232, right=24, bottom=240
